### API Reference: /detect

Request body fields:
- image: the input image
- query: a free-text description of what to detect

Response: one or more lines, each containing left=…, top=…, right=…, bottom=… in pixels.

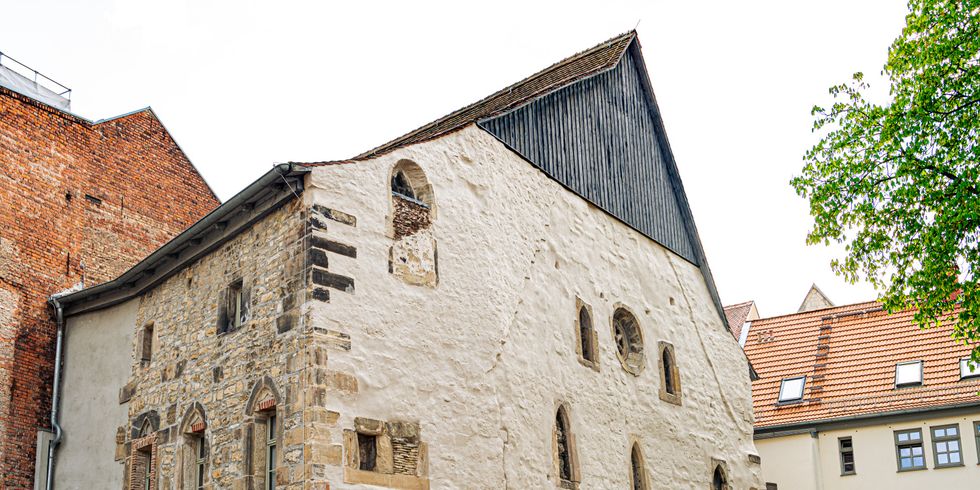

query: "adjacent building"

left=50, top=32, right=764, bottom=489
left=0, top=53, right=219, bottom=488
left=730, top=291, right=980, bottom=489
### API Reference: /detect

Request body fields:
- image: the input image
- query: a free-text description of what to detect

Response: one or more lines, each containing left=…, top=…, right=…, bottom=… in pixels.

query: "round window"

left=612, top=307, right=644, bottom=375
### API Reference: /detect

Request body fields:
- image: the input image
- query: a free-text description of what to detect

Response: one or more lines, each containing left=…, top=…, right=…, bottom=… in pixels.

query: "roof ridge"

left=350, top=31, right=637, bottom=161
left=752, top=299, right=881, bottom=324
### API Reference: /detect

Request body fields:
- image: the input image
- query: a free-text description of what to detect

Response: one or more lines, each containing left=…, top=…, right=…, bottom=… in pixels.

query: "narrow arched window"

left=575, top=301, right=597, bottom=370
left=180, top=404, right=208, bottom=490
left=713, top=465, right=728, bottom=490
left=658, top=341, right=682, bottom=404
left=631, top=443, right=648, bottom=490
left=389, top=160, right=434, bottom=239
left=556, top=408, right=573, bottom=484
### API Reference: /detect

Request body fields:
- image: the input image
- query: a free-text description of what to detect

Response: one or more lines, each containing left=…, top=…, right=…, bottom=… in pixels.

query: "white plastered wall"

left=305, top=124, right=762, bottom=488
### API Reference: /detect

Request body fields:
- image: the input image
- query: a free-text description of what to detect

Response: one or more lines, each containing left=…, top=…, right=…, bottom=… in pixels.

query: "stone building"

left=728, top=293, right=980, bottom=489
left=0, top=54, right=219, bottom=488
left=51, top=32, right=762, bottom=489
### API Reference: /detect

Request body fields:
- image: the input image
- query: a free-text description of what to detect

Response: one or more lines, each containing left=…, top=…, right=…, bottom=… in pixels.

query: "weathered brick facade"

left=0, top=85, right=218, bottom=489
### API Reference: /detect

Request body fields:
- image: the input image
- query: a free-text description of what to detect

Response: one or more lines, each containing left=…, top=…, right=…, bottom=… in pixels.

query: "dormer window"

left=960, top=358, right=979, bottom=379
left=895, top=361, right=923, bottom=387
left=778, top=376, right=806, bottom=403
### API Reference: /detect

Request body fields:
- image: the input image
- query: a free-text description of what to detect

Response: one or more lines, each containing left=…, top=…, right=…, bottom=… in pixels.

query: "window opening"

left=663, top=349, right=675, bottom=394
left=931, top=424, right=963, bottom=467
left=195, top=438, right=206, bottom=490
left=579, top=306, right=595, bottom=363
left=266, top=414, right=276, bottom=490
left=895, top=361, right=923, bottom=387
left=895, top=429, right=926, bottom=470
left=838, top=437, right=855, bottom=475
left=141, top=323, right=154, bottom=365
left=778, top=376, right=806, bottom=403
left=358, top=432, right=377, bottom=471
left=630, top=444, right=646, bottom=490
left=556, top=409, right=572, bottom=483
left=960, top=358, right=979, bottom=379
left=391, top=171, right=416, bottom=200
left=712, top=465, right=726, bottom=490
left=612, top=307, right=644, bottom=374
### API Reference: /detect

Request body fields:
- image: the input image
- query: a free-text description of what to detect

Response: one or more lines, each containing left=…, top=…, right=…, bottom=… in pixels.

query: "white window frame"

left=960, top=358, right=979, bottom=380
left=895, top=361, right=923, bottom=387
left=778, top=376, right=806, bottom=403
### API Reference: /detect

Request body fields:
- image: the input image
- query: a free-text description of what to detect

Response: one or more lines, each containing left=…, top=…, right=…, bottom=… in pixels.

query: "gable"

left=478, top=44, right=697, bottom=264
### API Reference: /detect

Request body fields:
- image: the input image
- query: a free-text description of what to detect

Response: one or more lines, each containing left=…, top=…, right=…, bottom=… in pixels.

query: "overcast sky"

left=2, top=0, right=910, bottom=317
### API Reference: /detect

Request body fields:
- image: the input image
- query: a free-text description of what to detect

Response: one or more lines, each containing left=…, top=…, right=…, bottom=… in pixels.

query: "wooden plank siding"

left=478, top=46, right=697, bottom=264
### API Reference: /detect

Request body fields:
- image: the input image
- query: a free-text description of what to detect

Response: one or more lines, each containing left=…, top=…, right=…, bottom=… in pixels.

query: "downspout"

left=45, top=296, right=66, bottom=490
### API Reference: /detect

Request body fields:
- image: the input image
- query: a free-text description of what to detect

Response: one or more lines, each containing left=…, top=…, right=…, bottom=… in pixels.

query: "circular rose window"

left=612, top=306, right=644, bottom=375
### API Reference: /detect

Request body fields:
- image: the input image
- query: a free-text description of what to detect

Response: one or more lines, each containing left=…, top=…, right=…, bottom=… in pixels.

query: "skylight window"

left=961, top=359, right=979, bottom=379
left=895, top=361, right=923, bottom=387
left=778, top=376, right=806, bottom=402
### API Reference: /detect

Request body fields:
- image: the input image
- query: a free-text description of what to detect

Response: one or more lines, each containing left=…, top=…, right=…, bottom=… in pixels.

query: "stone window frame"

left=573, top=298, right=599, bottom=371
left=342, top=417, right=429, bottom=489
left=552, top=403, right=581, bottom=489
left=140, top=322, right=154, bottom=367
left=243, top=376, right=283, bottom=490
left=128, top=411, right=160, bottom=490
left=657, top=341, right=682, bottom=405
left=178, top=402, right=209, bottom=490
left=838, top=436, right=855, bottom=475
left=629, top=441, right=650, bottom=490
left=930, top=423, right=964, bottom=468
left=610, top=304, right=645, bottom=376
left=217, top=277, right=250, bottom=335
left=710, top=459, right=730, bottom=490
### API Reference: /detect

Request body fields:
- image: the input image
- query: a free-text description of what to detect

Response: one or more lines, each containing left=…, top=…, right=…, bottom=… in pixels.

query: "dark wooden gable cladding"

left=478, top=43, right=695, bottom=264
left=478, top=41, right=730, bottom=331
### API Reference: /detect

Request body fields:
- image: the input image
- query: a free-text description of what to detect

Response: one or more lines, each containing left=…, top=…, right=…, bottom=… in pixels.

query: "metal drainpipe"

left=45, top=297, right=65, bottom=490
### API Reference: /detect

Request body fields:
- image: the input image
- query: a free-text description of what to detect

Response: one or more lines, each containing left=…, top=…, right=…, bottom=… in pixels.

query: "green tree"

left=792, top=0, right=980, bottom=362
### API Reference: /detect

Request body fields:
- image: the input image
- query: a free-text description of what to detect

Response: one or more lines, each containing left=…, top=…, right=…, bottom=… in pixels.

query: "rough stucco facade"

left=58, top=125, right=762, bottom=489
left=0, top=76, right=219, bottom=488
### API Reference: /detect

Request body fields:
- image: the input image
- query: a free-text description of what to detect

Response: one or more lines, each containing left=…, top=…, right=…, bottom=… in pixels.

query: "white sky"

left=2, top=0, right=909, bottom=317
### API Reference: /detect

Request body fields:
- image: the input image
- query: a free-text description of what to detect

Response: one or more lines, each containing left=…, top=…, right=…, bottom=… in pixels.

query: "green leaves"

left=793, top=0, right=980, bottom=354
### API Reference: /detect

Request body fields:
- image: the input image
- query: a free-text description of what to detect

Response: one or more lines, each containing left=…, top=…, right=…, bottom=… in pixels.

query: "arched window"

left=712, top=464, right=728, bottom=490
left=388, top=160, right=438, bottom=287
left=553, top=406, right=579, bottom=488
left=630, top=443, right=648, bottom=490
left=575, top=300, right=597, bottom=370
left=179, top=403, right=208, bottom=490
left=245, top=377, right=282, bottom=490
left=658, top=341, right=682, bottom=404
left=129, top=413, right=159, bottom=490
left=389, top=160, right=434, bottom=240
left=611, top=306, right=645, bottom=375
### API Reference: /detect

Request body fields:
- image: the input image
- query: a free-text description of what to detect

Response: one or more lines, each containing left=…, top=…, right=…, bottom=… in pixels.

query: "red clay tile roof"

left=745, top=301, right=980, bottom=429
left=724, top=301, right=755, bottom=340
left=353, top=31, right=636, bottom=160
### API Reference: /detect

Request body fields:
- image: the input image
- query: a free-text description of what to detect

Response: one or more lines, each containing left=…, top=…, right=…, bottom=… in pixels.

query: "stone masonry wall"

left=300, top=124, right=764, bottom=489
left=0, top=86, right=218, bottom=489
left=115, top=195, right=365, bottom=490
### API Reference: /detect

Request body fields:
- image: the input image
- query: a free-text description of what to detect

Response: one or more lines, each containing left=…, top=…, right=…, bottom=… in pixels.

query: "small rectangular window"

left=778, top=376, right=806, bottom=403
left=960, top=359, right=979, bottom=379
left=838, top=437, right=855, bottom=475
left=894, top=429, right=926, bottom=471
left=931, top=424, right=963, bottom=468
left=357, top=433, right=377, bottom=471
left=140, top=323, right=154, bottom=365
left=219, top=279, right=245, bottom=334
left=895, top=361, right=923, bottom=387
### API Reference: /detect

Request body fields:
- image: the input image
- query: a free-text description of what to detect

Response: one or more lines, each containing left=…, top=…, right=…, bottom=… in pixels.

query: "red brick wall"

left=0, top=86, right=219, bottom=489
